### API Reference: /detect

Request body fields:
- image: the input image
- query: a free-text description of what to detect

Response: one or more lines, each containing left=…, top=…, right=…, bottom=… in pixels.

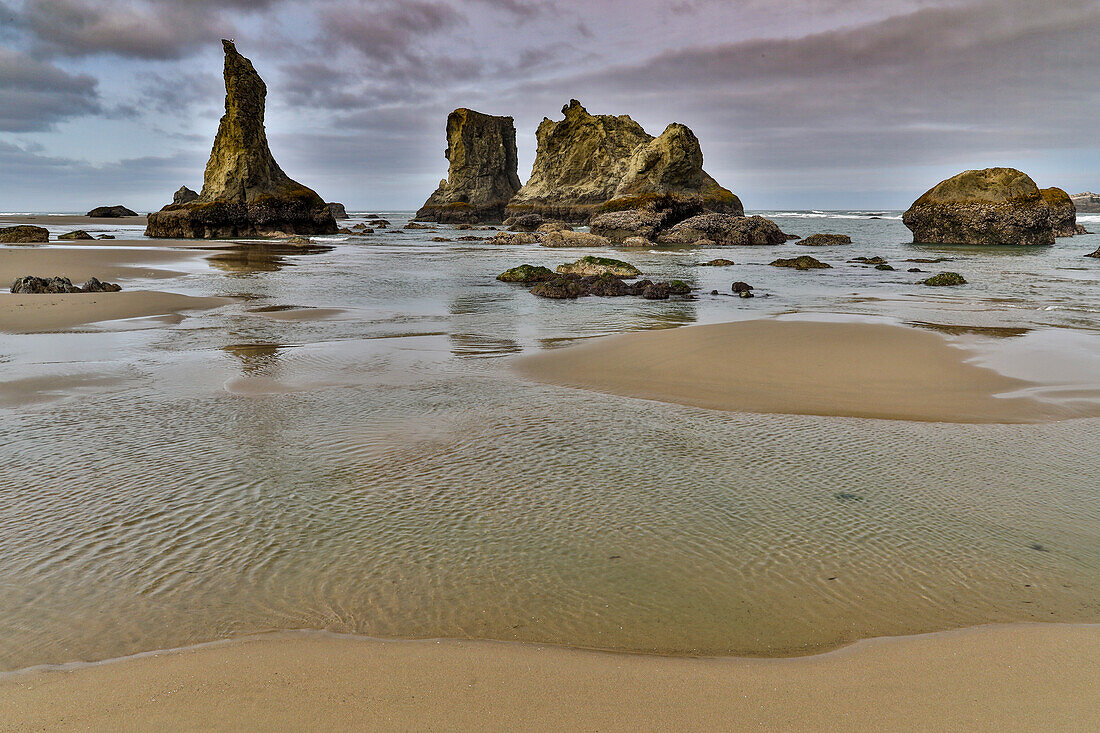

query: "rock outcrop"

left=173, top=187, right=199, bottom=205
left=415, top=109, right=521, bottom=224
left=505, top=100, right=741, bottom=222
left=87, top=205, right=138, bottom=217
left=921, top=272, right=967, bottom=286
left=0, top=225, right=49, bottom=244
left=656, top=214, right=789, bottom=246
left=902, top=168, right=1054, bottom=246
left=770, top=256, right=831, bottom=270
left=58, top=230, right=94, bottom=240
left=1071, top=192, right=1100, bottom=213
left=145, top=41, right=336, bottom=239
left=326, top=202, right=348, bottom=220
left=798, top=233, right=851, bottom=246
left=556, top=256, right=641, bottom=277
left=11, top=276, right=121, bottom=294
left=1040, top=187, right=1077, bottom=237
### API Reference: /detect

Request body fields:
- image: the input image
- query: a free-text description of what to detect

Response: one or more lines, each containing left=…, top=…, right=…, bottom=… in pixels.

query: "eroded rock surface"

left=1040, top=187, right=1078, bottom=237
left=902, top=168, right=1054, bottom=246
left=87, top=206, right=138, bottom=217
left=657, top=214, right=789, bottom=246
left=11, top=276, right=121, bottom=294
left=0, top=225, right=49, bottom=244
left=416, top=109, right=522, bottom=224
left=145, top=41, right=335, bottom=239
left=174, top=187, right=199, bottom=205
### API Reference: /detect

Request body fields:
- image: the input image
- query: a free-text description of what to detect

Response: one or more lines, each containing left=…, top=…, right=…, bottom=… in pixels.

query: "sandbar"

left=516, top=319, right=1100, bottom=423
left=0, top=623, right=1095, bottom=732
left=0, top=291, right=233, bottom=332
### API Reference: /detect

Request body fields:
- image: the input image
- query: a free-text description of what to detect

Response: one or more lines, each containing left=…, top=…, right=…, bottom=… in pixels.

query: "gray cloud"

left=0, top=46, right=100, bottom=131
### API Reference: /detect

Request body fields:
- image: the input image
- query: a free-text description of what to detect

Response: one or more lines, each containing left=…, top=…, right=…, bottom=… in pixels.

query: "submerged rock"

left=770, top=256, right=831, bottom=270
left=505, top=100, right=741, bottom=222
left=700, top=258, right=735, bottom=266
left=416, top=109, right=522, bottom=224
left=87, top=205, right=138, bottom=217
left=11, top=275, right=121, bottom=294
left=657, top=214, right=789, bottom=246
left=174, top=187, right=199, bottom=205
left=556, top=256, right=641, bottom=277
left=145, top=41, right=336, bottom=239
left=0, top=225, right=49, bottom=244
left=326, top=202, right=348, bottom=220
left=798, top=233, right=852, bottom=246
left=921, top=272, right=967, bottom=286
left=531, top=276, right=585, bottom=299
left=850, top=256, right=889, bottom=265
left=731, top=281, right=754, bottom=295
left=497, top=264, right=557, bottom=283
left=1040, top=187, right=1078, bottom=237
left=58, top=230, right=94, bottom=240
left=902, top=168, right=1054, bottom=245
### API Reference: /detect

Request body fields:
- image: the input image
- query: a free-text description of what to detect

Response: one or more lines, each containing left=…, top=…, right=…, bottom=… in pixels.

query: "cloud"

left=0, top=46, right=100, bottom=131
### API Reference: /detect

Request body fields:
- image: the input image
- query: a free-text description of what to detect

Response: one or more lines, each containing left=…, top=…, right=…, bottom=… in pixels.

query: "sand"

left=0, top=245, right=199, bottom=283
left=0, top=214, right=147, bottom=227
left=517, top=319, right=1100, bottom=423
left=1, top=624, right=1095, bottom=732
left=0, top=291, right=233, bottom=332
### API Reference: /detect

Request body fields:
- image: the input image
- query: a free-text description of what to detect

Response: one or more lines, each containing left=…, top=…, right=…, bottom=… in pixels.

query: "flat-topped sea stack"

left=415, top=109, right=521, bottom=224
left=1040, top=187, right=1078, bottom=237
left=146, top=41, right=335, bottom=239
left=1071, top=192, right=1100, bottom=213
left=505, top=100, right=741, bottom=222
left=902, top=168, right=1054, bottom=246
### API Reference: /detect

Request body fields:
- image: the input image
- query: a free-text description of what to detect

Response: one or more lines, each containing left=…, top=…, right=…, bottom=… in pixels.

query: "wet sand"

left=517, top=319, right=1100, bottom=423
left=0, top=214, right=147, bottom=227
left=1, top=624, right=1095, bottom=732
left=0, top=245, right=198, bottom=283
left=1, top=291, right=233, bottom=332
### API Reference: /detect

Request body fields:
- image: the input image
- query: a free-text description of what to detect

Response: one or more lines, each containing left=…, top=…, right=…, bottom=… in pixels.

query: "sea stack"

left=145, top=41, right=336, bottom=239
left=902, top=168, right=1054, bottom=246
left=1071, top=192, right=1100, bottom=213
left=1040, top=187, right=1078, bottom=237
left=505, top=100, right=741, bottom=222
left=415, top=109, right=521, bottom=224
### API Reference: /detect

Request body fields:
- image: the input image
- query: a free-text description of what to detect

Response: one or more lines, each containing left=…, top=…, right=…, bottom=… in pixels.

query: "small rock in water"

left=921, top=272, right=967, bottom=286
left=731, top=281, right=753, bottom=293
left=531, top=276, right=584, bottom=299
left=875, top=263, right=895, bottom=271
left=798, top=233, right=852, bottom=246
left=641, top=283, right=671, bottom=300
left=59, top=230, right=95, bottom=240
left=908, top=267, right=924, bottom=272
left=11, top=275, right=121, bottom=294
left=0, top=225, right=49, bottom=244
left=97, top=234, right=116, bottom=240
left=556, top=256, right=641, bottom=277
left=699, top=258, right=735, bottom=266
left=668, top=280, right=691, bottom=295
left=769, top=255, right=831, bottom=270
left=849, top=256, right=888, bottom=265
left=497, top=265, right=557, bottom=283
left=404, top=222, right=431, bottom=229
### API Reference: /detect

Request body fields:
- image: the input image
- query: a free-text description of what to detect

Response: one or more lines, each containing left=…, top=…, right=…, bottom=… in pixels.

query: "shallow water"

left=0, top=211, right=1098, bottom=670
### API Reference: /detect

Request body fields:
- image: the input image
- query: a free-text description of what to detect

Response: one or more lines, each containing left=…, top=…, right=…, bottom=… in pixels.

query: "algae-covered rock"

left=0, top=225, right=49, bottom=244
left=921, top=272, right=967, bottom=286
left=850, top=256, right=889, bottom=265
left=58, top=230, right=94, bottom=240
left=87, top=205, right=138, bottom=217
left=531, top=276, right=584, bottom=299
left=506, top=100, right=740, bottom=222
left=1040, top=187, right=1078, bottom=237
left=538, top=230, right=610, bottom=248
left=700, top=258, right=735, bottom=266
left=798, top=233, right=852, bottom=246
left=145, top=41, right=336, bottom=239
left=658, top=214, right=788, bottom=246
left=556, top=256, right=641, bottom=277
left=902, top=168, right=1054, bottom=245
left=770, top=256, right=831, bottom=270
left=497, top=264, right=557, bottom=283
left=416, top=108, right=522, bottom=224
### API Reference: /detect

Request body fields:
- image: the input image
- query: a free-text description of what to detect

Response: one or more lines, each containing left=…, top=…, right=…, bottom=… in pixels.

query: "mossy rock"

left=699, top=258, right=735, bottom=266
left=769, top=255, right=831, bottom=270
left=556, top=255, right=641, bottom=277
left=921, top=272, right=967, bottom=286
left=497, top=264, right=556, bottom=283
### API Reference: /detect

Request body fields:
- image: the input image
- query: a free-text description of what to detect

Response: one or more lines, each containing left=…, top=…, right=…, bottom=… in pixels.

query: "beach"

left=1, top=211, right=1098, bottom=728
left=3, top=624, right=1097, bottom=731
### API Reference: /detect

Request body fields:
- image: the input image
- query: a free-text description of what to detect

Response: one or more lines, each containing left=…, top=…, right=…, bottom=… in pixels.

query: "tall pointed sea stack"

left=505, top=100, right=741, bottom=222
left=146, top=41, right=335, bottom=238
left=415, top=109, right=521, bottom=224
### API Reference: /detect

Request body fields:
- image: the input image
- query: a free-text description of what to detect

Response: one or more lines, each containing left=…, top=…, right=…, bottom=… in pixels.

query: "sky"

left=1, top=0, right=1097, bottom=212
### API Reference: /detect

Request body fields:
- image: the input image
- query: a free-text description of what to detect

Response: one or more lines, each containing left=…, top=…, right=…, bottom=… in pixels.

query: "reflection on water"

left=0, top=211, right=1097, bottom=671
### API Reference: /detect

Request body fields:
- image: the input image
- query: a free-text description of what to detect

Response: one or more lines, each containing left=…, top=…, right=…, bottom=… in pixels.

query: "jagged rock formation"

left=656, top=214, right=789, bottom=246
left=1040, top=188, right=1077, bottom=237
left=11, top=276, right=121, bottom=294
left=505, top=100, right=741, bottom=222
left=902, top=168, right=1054, bottom=246
left=173, top=187, right=199, bottom=205
left=87, top=206, right=138, bottom=217
left=326, top=202, right=348, bottom=219
left=798, top=234, right=852, bottom=246
left=59, top=230, right=94, bottom=240
left=146, top=41, right=335, bottom=239
left=0, top=225, right=49, bottom=243
left=416, top=109, right=521, bottom=224
left=1071, top=192, right=1100, bottom=213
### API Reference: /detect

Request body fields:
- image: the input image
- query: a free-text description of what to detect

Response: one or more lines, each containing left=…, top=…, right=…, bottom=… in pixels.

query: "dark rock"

left=850, top=256, right=888, bottom=265
left=905, top=257, right=952, bottom=263
left=556, top=256, right=641, bottom=277
left=58, top=230, right=94, bottom=240
left=589, top=192, right=708, bottom=242
left=404, top=222, right=431, bottom=229
left=416, top=109, right=522, bottom=224
left=908, top=267, right=924, bottom=272
left=369, top=219, right=390, bottom=228
left=87, top=205, right=138, bottom=217
left=497, top=265, right=557, bottom=283
left=430, top=236, right=451, bottom=242
left=699, top=258, right=735, bottom=266
left=97, top=235, right=115, bottom=239
left=506, top=100, right=741, bottom=222
left=326, top=202, right=348, bottom=219
left=667, top=280, right=691, bottom=295
left=658, top=214, right=789, bottom=246
left=1040, top=187, right=1077, bottom=237
left=641, top=282, right=671, bottom=299
left=1076, top=224, right=1090, bottom=235
left=1085, top=246, right=1100, bottom=259
left=731, top=281, right=754, bottom=293
left=770, top=256, right=831, bottom=270
left=710, top=289, right=719, bottom=295
left=587, top=273, right=631, bottom=296
left=531, top=276, right=584, bottom=299
left=174, top=187, right=200, bottom=205
left=921, top=272, right=967, bottom=286
left=11, top=275, right=121, bottom=294
left=505, top=214, right=550, bottom=232
left=902, top=168, right=1054, bottom=245
left=738, top=289, right=754, bottom=298
left=145, top=41, right=336, bottom=238
left=0, top=225, right=49, bottom=243
left=797, top=233, right=852, bottom=246
left=875, top=263, right=895, bottom=271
